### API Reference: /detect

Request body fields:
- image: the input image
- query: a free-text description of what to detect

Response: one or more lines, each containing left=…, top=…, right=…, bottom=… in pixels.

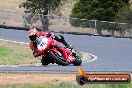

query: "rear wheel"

left=49, top=51, right=68, bottom=66
left=73, top=56, right=82, bottom=66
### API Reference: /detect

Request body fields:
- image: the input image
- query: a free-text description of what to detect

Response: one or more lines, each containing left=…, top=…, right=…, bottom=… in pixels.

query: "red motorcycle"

left=34, top=35, right=82, bottom=66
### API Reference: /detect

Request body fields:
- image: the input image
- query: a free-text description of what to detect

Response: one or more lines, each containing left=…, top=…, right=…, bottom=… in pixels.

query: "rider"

left=28, top=27, right=70, bottom=57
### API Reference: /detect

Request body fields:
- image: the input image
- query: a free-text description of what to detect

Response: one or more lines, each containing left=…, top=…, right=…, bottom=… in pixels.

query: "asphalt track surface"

left=0, top=28, right=132, bottom=72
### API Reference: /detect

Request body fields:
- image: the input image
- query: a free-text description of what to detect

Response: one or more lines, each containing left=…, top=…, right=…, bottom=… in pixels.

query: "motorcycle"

left=33, top=35, right=82, bottom=66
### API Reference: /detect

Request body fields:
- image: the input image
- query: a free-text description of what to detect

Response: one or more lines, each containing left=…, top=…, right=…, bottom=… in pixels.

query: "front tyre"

left=73, top=56, right=82, bottom=66
left=49, top=51, right=68, bottom=66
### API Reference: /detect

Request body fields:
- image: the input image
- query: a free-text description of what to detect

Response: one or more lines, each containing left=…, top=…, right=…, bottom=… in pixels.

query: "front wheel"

left=49, top=51, right=68, bottom=66
left=73, top=56, right=82, bottom=66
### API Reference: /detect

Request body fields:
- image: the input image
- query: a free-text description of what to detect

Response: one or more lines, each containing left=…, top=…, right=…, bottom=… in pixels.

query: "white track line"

left=82, top=52, right=98, bottom=63
left=0, top=39, right=28, bottom=45
left=86, top=53, right=98, bottom=62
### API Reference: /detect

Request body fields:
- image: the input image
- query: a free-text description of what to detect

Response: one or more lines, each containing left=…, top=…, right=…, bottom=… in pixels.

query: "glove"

left=47, top=32, right=55, bottom=38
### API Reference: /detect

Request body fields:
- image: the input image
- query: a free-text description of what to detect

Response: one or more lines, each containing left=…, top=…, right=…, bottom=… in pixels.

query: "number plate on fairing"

left=38, top=37, right=49, bottom=51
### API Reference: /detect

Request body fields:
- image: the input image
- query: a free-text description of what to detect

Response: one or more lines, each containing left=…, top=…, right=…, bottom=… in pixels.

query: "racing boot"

left=55, top=35, right=74, bottom=53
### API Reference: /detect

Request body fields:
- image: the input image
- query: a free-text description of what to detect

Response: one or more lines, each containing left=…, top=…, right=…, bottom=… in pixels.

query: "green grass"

left=0, top=46, right=9, bottom=56
left=0, top=82, right=132, bottom=88
left=0, top=41, right=36, bottom=65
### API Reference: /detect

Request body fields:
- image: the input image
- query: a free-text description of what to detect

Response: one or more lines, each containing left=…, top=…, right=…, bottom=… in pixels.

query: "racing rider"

left=28, top=27, right=71, bottom=58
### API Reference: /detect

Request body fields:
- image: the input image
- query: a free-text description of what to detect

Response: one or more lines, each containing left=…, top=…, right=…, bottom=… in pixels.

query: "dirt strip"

left=0, top=73, right=131, bottom=85
left=0, top=73, right=76, bottom=84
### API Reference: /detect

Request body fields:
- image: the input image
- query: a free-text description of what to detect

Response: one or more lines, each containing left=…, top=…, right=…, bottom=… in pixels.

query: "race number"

left=38, top=37, right=48, bottom=50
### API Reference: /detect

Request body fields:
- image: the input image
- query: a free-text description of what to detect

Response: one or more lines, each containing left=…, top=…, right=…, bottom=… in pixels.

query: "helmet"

left=28, top=28, right=38, bottom=41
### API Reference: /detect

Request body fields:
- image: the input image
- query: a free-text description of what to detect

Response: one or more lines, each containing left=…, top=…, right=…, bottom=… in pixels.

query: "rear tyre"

left=49, top=51, right=68, bottom=66
left=73, top=56, right=82, bottom=66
